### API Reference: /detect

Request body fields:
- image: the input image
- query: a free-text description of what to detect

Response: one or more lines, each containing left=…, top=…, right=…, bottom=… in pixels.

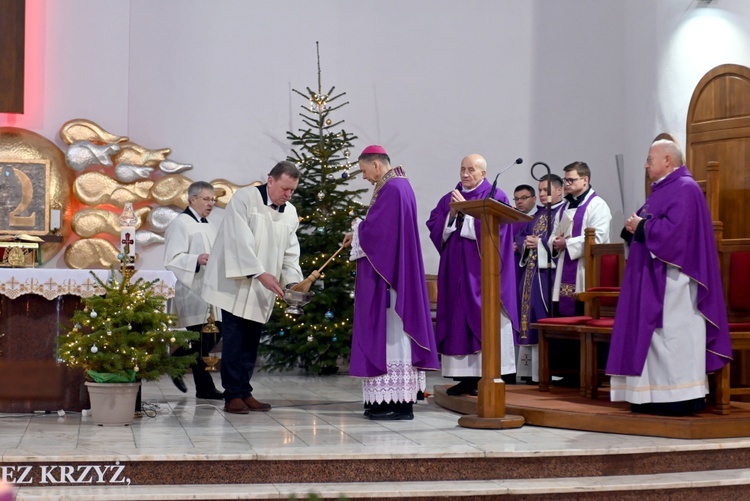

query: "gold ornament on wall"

left=113, top=143, right=171, bottom=167
left=0, top=127, right=72, bottom=265
left=60, top=118, right=260, bottom=269
left=71, top=206, right=151, bottom=238
left=64, top=238, right=122, bottom=269
left=59, top=118, right=129, bottom=146
left=74, top=171, right=154, bottom=207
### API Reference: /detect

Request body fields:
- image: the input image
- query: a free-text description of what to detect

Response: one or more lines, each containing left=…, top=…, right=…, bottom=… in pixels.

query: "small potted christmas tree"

left=57, top=204, right=197, bottom=425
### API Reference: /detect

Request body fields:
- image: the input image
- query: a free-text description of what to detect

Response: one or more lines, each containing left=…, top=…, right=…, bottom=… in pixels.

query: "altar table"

left=0, top=269, right=176, bottom=413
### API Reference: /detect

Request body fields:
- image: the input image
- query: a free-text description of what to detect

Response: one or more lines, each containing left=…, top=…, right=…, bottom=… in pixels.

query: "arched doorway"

left=687, top=63, right=750, bottom=239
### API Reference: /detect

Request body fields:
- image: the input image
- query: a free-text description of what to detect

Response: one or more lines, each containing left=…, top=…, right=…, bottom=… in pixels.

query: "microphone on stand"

left=489, top=157, right=523, bottom=200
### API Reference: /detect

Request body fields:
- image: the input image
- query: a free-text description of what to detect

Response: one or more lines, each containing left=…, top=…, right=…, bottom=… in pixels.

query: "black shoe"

left=446, top=380, right=478, bottom=396
left=364, top=401, right=386, bottom=417
left=196, top=389, right=225, bottom=400
left=369, top=402, right=414, bottom=421
left=370, top=410, right=414, bottom=421
left=631, top=398, right=704, bottom=417
left=172, top=376, right=188, bottom=393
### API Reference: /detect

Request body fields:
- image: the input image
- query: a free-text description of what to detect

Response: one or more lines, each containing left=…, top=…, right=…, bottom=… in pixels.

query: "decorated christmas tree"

left=260, top=43, right=368, bottom=375
left=57, top=266, right=197, bottom=383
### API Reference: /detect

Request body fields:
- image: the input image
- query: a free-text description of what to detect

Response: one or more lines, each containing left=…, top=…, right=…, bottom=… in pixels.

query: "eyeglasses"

left=513, top=195, right=534, bottom=202
left=194, top=196, right=217, bottom=202
left=563, top=177, right=582, bottom=184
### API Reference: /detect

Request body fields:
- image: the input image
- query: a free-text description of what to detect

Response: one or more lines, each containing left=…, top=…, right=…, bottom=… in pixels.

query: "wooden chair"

left=575, top=230, right=625, bottom=398
left=713, top=238, right=750, bottom=415
left=533, top=228, right=625, bottom=398
left=425, top=274, right=438, bottom=329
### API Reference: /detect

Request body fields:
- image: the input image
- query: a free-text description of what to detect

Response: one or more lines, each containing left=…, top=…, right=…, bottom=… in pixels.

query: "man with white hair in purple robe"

left=426, top=154, right=518, bottom=397
left=607, top=139, right=732, bottom=415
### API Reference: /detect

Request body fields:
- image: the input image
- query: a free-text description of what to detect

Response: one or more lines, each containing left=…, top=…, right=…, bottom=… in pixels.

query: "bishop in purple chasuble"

left=350, top=172, right=440, bottom=378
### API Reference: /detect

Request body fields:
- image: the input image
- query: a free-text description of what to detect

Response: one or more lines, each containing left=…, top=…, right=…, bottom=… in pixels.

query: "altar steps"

left=11, top=441, right=750, bottom=501
left=6, top=374, right=750, bottom=500
left=13, top=468, right=750, bottom=500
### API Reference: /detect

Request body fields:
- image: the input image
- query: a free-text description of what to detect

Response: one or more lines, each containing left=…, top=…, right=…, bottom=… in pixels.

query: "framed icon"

left=0, top=159, right=50, bottom=235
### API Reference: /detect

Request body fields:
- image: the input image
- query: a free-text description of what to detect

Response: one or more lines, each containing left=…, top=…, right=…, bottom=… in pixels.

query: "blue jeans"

left=220, top=310, right=263, bottom=402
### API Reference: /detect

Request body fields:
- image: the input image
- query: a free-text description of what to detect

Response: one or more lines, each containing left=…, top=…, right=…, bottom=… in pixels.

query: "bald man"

left=426, top=154, right=518, bottom=396
left=607, top=139, right=732, bottom=415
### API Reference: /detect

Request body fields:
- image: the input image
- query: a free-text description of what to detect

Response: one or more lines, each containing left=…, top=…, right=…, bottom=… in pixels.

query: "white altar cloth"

left=0, top=269, right=176, bottom=300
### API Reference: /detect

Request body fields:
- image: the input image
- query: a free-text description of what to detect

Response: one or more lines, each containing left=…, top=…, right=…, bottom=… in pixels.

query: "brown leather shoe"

left=243, top=395, right=271, bottom=411
left=224, top=398, right=249, bottom=414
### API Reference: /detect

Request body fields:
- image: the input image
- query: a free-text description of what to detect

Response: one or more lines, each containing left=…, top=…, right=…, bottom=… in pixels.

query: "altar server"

left=202, top=161, right=303, bottom=414
left=164, top=181, right=224, bottom=400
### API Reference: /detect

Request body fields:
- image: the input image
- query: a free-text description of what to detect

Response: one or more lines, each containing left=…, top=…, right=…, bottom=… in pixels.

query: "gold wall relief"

left=0, top=127, right=72, bottom=264
left=114, top=143, right=171, bottom=167
left=73, top=172, right=154, bottom=207
left=60, top=118, right=129, bottom=145
left=71, top=206, right=151, bottom=238
left=58, top=119, right=262, bottom=269
left=0, top=120, right=262, bottom=269
left=64, top=238, right=121, bottom=269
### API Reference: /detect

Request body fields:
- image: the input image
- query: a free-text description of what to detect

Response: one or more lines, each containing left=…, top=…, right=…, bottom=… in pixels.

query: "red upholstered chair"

left=536, top=315, right=591, bottom=395
left=575, top=230, right=625, bottom=399
left=532, top=228, right=625, bottom=398
left=714, top=238, right=750, bottom=415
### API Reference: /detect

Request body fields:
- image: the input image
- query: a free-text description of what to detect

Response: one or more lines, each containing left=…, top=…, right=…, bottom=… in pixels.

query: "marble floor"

left=3, top=372, right=750, bottom=500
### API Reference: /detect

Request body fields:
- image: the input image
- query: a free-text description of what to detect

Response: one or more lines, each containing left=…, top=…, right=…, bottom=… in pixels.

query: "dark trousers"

left=172, top=322, right=222, bottom=392
left=220, top=309, right=263, bottom=402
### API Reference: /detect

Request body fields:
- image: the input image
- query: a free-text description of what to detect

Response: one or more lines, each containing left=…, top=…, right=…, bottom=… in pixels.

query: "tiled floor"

left=3, top=372, right=750, bottom=500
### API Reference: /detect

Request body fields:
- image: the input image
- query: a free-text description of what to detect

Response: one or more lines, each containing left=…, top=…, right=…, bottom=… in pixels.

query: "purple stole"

left=556, top=193, right=597, bottom=316
left=518, top=203, right=561, bottom=343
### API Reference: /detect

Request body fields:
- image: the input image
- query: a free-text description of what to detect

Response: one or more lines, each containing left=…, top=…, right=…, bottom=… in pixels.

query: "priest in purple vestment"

left=514, top=174, right=564, bottom=382
left=606, top=139, right=732, bottom=416
left=426, top=154, right=518, bottom=397
left=343, top=145, right=439, bottom=421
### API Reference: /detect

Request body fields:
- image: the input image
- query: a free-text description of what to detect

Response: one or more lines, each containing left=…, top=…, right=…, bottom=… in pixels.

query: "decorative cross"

left=520, top=353, right=532, bottom=367
left=121, top=232, right=134, bottom=255
left=44, top=278, right=55, bottom=290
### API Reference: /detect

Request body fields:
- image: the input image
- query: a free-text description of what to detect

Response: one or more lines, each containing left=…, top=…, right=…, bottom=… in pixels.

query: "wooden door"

left=687, top=64, right=750, bottom=239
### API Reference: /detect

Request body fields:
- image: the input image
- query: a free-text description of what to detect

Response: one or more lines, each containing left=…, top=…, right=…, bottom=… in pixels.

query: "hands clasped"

left=449, top=189, right=465, bottom=217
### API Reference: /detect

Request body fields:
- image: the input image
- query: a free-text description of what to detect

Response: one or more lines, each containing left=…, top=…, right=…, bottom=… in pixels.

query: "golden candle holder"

left=201, top=308, right=220, bottom=371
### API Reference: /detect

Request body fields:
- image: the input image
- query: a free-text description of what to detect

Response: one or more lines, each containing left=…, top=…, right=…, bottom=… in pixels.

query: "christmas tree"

left=57, top=268, right=198, bottom=383
left=260, top=43, right=368, bottom=375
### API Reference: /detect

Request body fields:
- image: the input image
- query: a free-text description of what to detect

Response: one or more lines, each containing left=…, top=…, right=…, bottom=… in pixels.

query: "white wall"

left=2, top=0, right=749, bottom=272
